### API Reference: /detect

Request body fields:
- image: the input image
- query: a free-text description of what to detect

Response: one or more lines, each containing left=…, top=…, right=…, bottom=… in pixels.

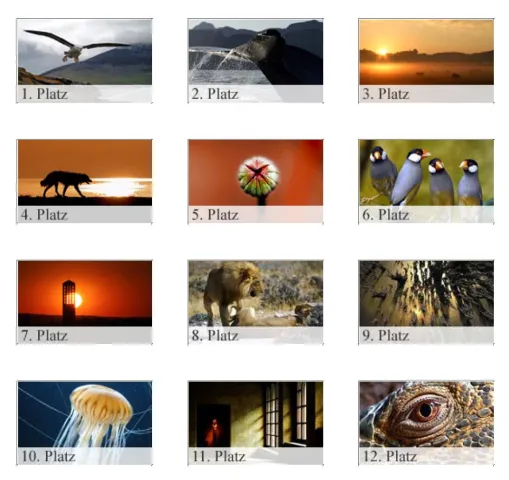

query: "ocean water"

left=189, top=47, right=269, bottom=84
left=19, top=178, right=152, bottom=198
left=18, top=381, right=152, bottom=448
left=189, top=69, right=269, bottom=85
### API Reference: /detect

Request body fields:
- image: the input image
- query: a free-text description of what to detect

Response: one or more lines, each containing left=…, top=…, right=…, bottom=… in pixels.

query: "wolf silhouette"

left=40, top=171, right=92, bottom=198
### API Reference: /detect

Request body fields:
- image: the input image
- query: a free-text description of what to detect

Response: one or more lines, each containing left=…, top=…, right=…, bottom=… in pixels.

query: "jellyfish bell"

left=238, top=156, right=279, bottom=203
left=54, top=384, right=133, bottom=464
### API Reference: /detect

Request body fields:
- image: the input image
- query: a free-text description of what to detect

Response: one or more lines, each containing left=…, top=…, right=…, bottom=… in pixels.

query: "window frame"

left=264, top=382, right=281, bottom=448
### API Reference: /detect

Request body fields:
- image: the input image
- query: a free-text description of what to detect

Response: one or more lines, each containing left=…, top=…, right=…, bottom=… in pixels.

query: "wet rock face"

left=234, top=29, right=286, bottom=65
left=18, top=67, right=91, bottom=85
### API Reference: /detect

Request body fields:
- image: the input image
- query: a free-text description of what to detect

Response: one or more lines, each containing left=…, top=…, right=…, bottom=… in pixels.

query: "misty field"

left=360, top=62, right=494, bottom=85
left=359, top=139, right=494, bottom=206
left=188, top=261, right=323, bottom=322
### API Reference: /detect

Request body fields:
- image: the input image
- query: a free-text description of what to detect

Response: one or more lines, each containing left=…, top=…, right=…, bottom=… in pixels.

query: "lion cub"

left=204, top=262, right=264, bottom=327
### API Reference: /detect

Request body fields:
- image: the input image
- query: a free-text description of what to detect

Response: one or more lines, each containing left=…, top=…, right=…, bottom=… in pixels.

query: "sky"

left=189, top=140, right=323, bottom=206
left=188, top=18, right=322, bottom=31
left=18, top=261, right=152, bottom=317
left=18, top=19, right=152, bottom=74
left=18, top=140, right=152, bottom=178
left=360, top=19, right=494, bottom=54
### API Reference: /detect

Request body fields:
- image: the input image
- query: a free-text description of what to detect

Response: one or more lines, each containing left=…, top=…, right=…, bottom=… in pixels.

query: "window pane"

left=297, top=424, right=301, bottom=439
left=303, top=428, right=307, bottom=440
left=297, top=391, right=302, bottom=406
left=297, top=408, right=301, bottom=423
left=303, top=407, right=307, bottom=422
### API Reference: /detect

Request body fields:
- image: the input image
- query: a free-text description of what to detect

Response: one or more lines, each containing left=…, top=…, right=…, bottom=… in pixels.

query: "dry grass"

left=188, top=261, right=323, bottom=317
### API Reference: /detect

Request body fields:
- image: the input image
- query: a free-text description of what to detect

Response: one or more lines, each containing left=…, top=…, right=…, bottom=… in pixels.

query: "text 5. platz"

left=191, top=209, right=239, bottom=221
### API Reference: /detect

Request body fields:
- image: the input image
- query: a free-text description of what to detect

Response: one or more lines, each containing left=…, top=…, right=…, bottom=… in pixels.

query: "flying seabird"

left=24, top=29, right=130, bottom=63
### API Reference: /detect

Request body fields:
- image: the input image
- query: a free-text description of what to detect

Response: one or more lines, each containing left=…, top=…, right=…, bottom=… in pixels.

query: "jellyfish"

left=54, top=385, right=133, bottom=464
left=18, top=382, right=152, bottom=465
left=238, top=156, right=279, bottom=205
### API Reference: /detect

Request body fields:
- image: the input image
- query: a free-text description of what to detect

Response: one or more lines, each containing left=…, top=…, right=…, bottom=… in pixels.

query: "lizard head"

left=359, top=382, right=494, bottom=447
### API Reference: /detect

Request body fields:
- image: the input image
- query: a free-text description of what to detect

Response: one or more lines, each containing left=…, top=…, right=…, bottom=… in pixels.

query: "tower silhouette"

left=62, top=280, right=76, bottom=325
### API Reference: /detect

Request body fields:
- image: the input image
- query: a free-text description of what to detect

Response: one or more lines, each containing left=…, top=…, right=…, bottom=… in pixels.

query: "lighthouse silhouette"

left=62, top=280, right=76, bottom=325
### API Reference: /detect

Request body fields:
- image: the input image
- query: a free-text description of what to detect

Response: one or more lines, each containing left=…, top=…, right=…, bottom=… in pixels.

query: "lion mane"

left=204, top=261, right=263, bottom=326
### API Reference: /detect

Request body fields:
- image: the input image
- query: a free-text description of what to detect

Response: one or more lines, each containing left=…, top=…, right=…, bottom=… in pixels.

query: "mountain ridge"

left=189, top=21, right=323, bottom=59
left=39, top=43, right=152, bottom=85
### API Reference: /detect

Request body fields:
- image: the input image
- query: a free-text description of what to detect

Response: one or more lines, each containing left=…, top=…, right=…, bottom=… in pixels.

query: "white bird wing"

left=24, top=30, right=74, bottom=48
left=83, top=42, right=130, bottom=49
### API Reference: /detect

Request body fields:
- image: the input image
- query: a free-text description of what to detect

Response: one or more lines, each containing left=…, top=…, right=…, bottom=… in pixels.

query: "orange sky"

left=360, top=19, right=494, bottom=54
left=18, top=140, right=152, bottom=178
left=189, top=140, right=323, bottom=206
left=18, top=261, right=152, bottom=317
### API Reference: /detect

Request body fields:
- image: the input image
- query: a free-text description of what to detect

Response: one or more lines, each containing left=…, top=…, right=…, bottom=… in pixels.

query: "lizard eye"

left=410, top=400, right=440, bottom=423
left=389, top=393, right=452, bottom=442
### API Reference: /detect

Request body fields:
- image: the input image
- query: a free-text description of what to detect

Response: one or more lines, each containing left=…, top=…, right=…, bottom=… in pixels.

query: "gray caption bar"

left=359, top=85, right=494, bottom=103
left=17, top=327, right=152, bottom=345
left=189, top=206, right=323, bottom=223
left=359, top=447, right=494, bottom=465
left=17, top=447, right=152, bottom=465
left=189, top=448, right=323, bottom=465
left=189, top=85, right=323, bottom=103
left=17, top=85, right=152, bottom=103
left=17, top=206, right=152, bottom=224
left=188, top=326, right=323, bottom=345
left=359, top=206, right=494, bottom=224
left=359, top=327, right=494, bottom=345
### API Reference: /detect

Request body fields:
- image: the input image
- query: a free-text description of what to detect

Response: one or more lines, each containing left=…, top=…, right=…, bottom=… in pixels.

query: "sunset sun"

left=75, top=293, right=83, bottom=308
left=83, top=178, right=144, bottom=197
left=378, top=48, right=388, bottom=56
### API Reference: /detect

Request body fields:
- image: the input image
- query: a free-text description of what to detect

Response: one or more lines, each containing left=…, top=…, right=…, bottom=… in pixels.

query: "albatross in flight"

left=24, top=30, right=130, bottom=63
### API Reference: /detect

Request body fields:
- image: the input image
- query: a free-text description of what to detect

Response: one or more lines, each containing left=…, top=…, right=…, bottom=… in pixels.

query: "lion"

left=204, top=261, right=264, bottom=326
left=230, top=304, right=313, bottom=326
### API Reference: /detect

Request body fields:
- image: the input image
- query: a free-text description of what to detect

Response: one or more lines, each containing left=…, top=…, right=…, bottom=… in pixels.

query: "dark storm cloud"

left=18, top=19, right=152, bottom=74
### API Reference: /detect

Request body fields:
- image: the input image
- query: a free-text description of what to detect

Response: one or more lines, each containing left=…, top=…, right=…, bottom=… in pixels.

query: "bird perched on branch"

left=458, top=159, right=483, bottom=206
left=369, top=146, right=398, bottom=202
left=428, top=158, right=454, bottom=206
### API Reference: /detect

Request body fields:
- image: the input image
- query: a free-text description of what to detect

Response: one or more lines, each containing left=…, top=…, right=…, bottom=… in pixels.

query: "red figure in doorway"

left=204, top=418, right=224, bottom=447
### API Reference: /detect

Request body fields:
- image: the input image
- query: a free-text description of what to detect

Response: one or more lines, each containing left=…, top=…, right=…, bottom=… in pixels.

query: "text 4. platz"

left=20, top=209, right=68, bottom=221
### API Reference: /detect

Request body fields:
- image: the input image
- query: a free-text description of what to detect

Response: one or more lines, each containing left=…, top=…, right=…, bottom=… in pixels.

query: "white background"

left=0, top=0, right=502, bottom=478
